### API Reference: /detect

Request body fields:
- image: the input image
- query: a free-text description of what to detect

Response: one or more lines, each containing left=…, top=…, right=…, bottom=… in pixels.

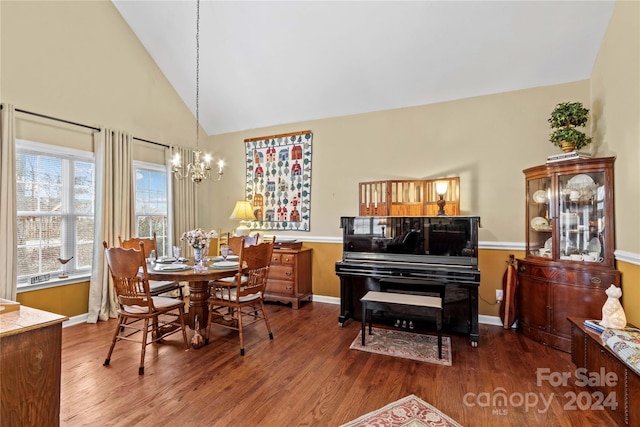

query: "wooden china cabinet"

left=517, top=157, right=621, bottom=353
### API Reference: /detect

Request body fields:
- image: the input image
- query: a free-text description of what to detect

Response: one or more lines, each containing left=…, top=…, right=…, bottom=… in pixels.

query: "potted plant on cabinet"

left=548, top=102, right=592, bottom=152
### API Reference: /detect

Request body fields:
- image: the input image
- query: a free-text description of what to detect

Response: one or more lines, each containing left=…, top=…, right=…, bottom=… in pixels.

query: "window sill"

left=17, top=273, right=91, bottom=293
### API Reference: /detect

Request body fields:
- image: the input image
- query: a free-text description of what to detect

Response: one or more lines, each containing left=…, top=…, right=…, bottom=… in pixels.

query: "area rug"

left=350, top=327, right=452, bottom=366
left=340, top=394, right=462, bottom=427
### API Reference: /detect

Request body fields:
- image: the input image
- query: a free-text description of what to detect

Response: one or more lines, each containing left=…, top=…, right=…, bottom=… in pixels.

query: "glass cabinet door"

left=527, top=176, right=552, bottom=258
left=557, top=171, right=606, bottom=263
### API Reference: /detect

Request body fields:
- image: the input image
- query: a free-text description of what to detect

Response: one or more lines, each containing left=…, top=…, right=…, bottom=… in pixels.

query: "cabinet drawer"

left=519, top=263, right=619, bottom=287
left=271, top=253, right=282, bottom=264
left=267, top=279, right=295, bottom=295
left=279, top=253, right=296, bottom=264
left=271, top=252, right=296, bottom=265
left=270, top=264, right=295, bottom=281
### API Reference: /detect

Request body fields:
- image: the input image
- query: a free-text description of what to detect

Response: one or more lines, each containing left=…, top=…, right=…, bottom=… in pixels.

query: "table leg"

left=187, top=280, right=210, bottom=334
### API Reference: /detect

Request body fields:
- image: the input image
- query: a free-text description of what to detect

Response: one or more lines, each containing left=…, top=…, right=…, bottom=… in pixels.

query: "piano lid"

left=339, top=216, right=480, bottom=265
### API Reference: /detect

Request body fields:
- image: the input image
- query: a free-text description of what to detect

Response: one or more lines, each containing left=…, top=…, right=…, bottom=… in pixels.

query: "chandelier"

left=172, top=0, right=224, bottom=183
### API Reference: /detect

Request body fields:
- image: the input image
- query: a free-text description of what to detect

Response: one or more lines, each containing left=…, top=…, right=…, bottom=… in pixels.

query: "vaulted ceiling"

left=113, top=1, right=615, bottom=136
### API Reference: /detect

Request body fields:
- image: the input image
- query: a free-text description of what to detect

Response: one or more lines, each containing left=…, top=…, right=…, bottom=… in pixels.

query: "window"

left=16, top=140, right=95, bottom=285
left=134, top=161, right=171, bottom=257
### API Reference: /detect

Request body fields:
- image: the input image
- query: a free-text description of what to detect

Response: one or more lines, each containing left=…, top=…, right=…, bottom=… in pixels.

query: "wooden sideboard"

left=569, top=317, right=640, bottom=426
left=1, top=304, right=68, bottom=426
left=518, top=259, right=619, bottom=352
left=265, top=247, right=312, bottom=309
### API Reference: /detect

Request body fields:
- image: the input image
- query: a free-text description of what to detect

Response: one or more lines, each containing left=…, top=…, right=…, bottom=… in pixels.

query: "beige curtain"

left=172, top=146, right=198, bottom=257
left=87, top=129, right=134, bottom=323
left=0, top=104, right=17, bottom=300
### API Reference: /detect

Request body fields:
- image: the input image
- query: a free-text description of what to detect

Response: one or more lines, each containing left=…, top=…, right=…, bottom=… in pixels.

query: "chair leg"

left=237, top=308, right=245, bottom=356
left=104, top=315, right=125, bottom=366
left=205, top=303, right=213, bottom=346
left=179, top=307, right=189, bottom=349
left=139, top=318, right=149, bottom=375
left=259, top=300, right=274, bottom=340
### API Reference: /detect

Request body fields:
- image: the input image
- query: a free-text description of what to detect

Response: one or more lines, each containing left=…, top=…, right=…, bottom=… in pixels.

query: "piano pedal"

left=409, top=321, right=414, bottom=330
left=402, top=320, right=407, bottom=328
left=395, top=319, right=401, bottom=327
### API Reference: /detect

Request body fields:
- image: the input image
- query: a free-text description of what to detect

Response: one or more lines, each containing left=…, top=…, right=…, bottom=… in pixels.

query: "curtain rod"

left=3, top=105, right=170, bottom=149
left=14, top=107, right=100, bottom=132
left=244, top=129, right=311, bottom=143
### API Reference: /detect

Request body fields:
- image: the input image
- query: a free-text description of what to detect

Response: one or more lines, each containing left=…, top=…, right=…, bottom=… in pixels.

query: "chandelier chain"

left=195, top=0, right=200, bottom=149
left=170, top=0, right=224, bottom=183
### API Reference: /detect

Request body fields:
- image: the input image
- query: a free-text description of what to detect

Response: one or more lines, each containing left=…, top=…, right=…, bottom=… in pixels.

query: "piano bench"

left=360, top=291, right=443, bottom=359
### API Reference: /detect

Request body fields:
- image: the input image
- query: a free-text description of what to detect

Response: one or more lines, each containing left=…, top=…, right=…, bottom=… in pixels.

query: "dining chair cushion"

left=214, top=289, right=262, bottom=303
left=149, top=280, right=182, bottom=293
left=215, top=275, right=248, bottom=284
left=123, top=296, right=184, bottom=314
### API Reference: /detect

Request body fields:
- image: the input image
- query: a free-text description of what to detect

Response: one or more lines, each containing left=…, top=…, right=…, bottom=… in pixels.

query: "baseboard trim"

left=63, top=300, right=516, bottom=330
left=63, top=313, right=88, bottom=328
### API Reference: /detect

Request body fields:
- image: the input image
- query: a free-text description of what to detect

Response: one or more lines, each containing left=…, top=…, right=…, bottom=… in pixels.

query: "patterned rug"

left=350, top=327, right=452, bottom=366
left=340, top=394, right=462, bottom=427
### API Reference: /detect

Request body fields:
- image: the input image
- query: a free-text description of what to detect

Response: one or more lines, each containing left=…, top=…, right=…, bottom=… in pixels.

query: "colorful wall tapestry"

left=244, top=131, right=312, bottom=232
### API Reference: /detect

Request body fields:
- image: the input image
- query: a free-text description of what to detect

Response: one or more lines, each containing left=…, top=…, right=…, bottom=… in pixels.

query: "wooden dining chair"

left=206, top=240, right=275, bottom=356
left=102, top=241, right=189, bottom=375
left=227, top=234, right=244, bottom=256
left=119, top=233, right=184, bottom=300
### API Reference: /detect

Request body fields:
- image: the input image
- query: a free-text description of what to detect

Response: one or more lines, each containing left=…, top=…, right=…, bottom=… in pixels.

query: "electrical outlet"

left=496, top=289, right=504, bottom=302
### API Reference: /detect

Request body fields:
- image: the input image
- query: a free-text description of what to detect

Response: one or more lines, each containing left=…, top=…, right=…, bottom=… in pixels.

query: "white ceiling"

left=112, top=1, right=615, bottom=136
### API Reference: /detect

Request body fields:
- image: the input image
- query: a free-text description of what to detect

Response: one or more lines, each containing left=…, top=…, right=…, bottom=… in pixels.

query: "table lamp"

left=229, top=200, right=257, bottom=236
left=436, top=181, right=449, bottom=216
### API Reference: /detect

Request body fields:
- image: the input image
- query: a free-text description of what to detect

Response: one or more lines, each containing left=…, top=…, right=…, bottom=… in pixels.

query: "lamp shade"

left=230, top=200, right=256, bottom=236
left=229, top=200, right=256, bottom=221
left=435, top=181, right=449, bottom=196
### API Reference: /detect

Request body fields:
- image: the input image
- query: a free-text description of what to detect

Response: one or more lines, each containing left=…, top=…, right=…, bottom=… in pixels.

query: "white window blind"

left=16, top=141, right=95, bottom=284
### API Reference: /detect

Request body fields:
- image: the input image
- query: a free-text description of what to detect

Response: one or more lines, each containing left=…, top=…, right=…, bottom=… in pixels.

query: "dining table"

left=146, top=258, right=242, bottom=346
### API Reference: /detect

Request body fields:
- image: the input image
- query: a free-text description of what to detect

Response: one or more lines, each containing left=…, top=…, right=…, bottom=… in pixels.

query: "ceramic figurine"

left=600, top=284, right=627, bottom=329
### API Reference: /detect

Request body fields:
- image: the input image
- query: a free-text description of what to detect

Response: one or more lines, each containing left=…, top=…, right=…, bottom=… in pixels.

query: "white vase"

left=193, top=247, right=204, bottom=265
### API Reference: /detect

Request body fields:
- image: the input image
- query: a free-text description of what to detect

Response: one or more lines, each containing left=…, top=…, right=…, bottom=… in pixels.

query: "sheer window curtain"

left=0, top=104, right=17, bottom=300
left=87, top=129, right=134, bottom=323
left=172, top=146, right=198, bottom=257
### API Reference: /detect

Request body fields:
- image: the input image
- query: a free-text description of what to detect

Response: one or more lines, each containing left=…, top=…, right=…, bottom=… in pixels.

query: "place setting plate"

left=211, top=261, right=240, bottom=269
left=210, top=255, right=239, bottom=262
left=153, top=263, right=191, bottom=271
left=155, top=257, right=177, bottom=264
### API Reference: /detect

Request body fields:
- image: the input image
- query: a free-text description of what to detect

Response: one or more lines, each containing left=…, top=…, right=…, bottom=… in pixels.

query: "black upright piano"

left=335, top=215, right=481, bottom=347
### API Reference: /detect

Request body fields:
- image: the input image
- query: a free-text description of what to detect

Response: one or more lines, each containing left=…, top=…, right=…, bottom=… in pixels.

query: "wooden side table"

left=265, top=247, right=312, bottom=309
left=1, top=304, right=68, bottom=426
left=568, top=317, right=640, bottom=426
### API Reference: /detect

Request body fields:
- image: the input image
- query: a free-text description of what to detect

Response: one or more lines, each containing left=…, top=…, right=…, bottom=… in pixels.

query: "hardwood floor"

left=60, top=302, right=616, bottom=426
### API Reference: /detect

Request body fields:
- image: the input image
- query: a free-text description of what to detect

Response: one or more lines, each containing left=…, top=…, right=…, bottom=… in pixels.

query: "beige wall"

left=1, top=0, right=197, bottom=161
left=591, top=0, right=640, bottom=255
left=2, top=1, right=638, bottom=325
left=590, top=0, right=640, bottom=326
left=206, top=82, right=591, bottom=240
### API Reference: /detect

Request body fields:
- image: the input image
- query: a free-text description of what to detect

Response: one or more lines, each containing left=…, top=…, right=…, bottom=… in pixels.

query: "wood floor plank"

left=60, top=302, right=617, bottom=426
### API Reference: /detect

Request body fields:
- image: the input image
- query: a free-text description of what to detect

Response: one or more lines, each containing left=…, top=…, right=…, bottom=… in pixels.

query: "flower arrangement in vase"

left=181, top=228, right=217, bottom=267
left=548, top=101, right=592, bottom=152
left=180, top=228, right=218, bottom=249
